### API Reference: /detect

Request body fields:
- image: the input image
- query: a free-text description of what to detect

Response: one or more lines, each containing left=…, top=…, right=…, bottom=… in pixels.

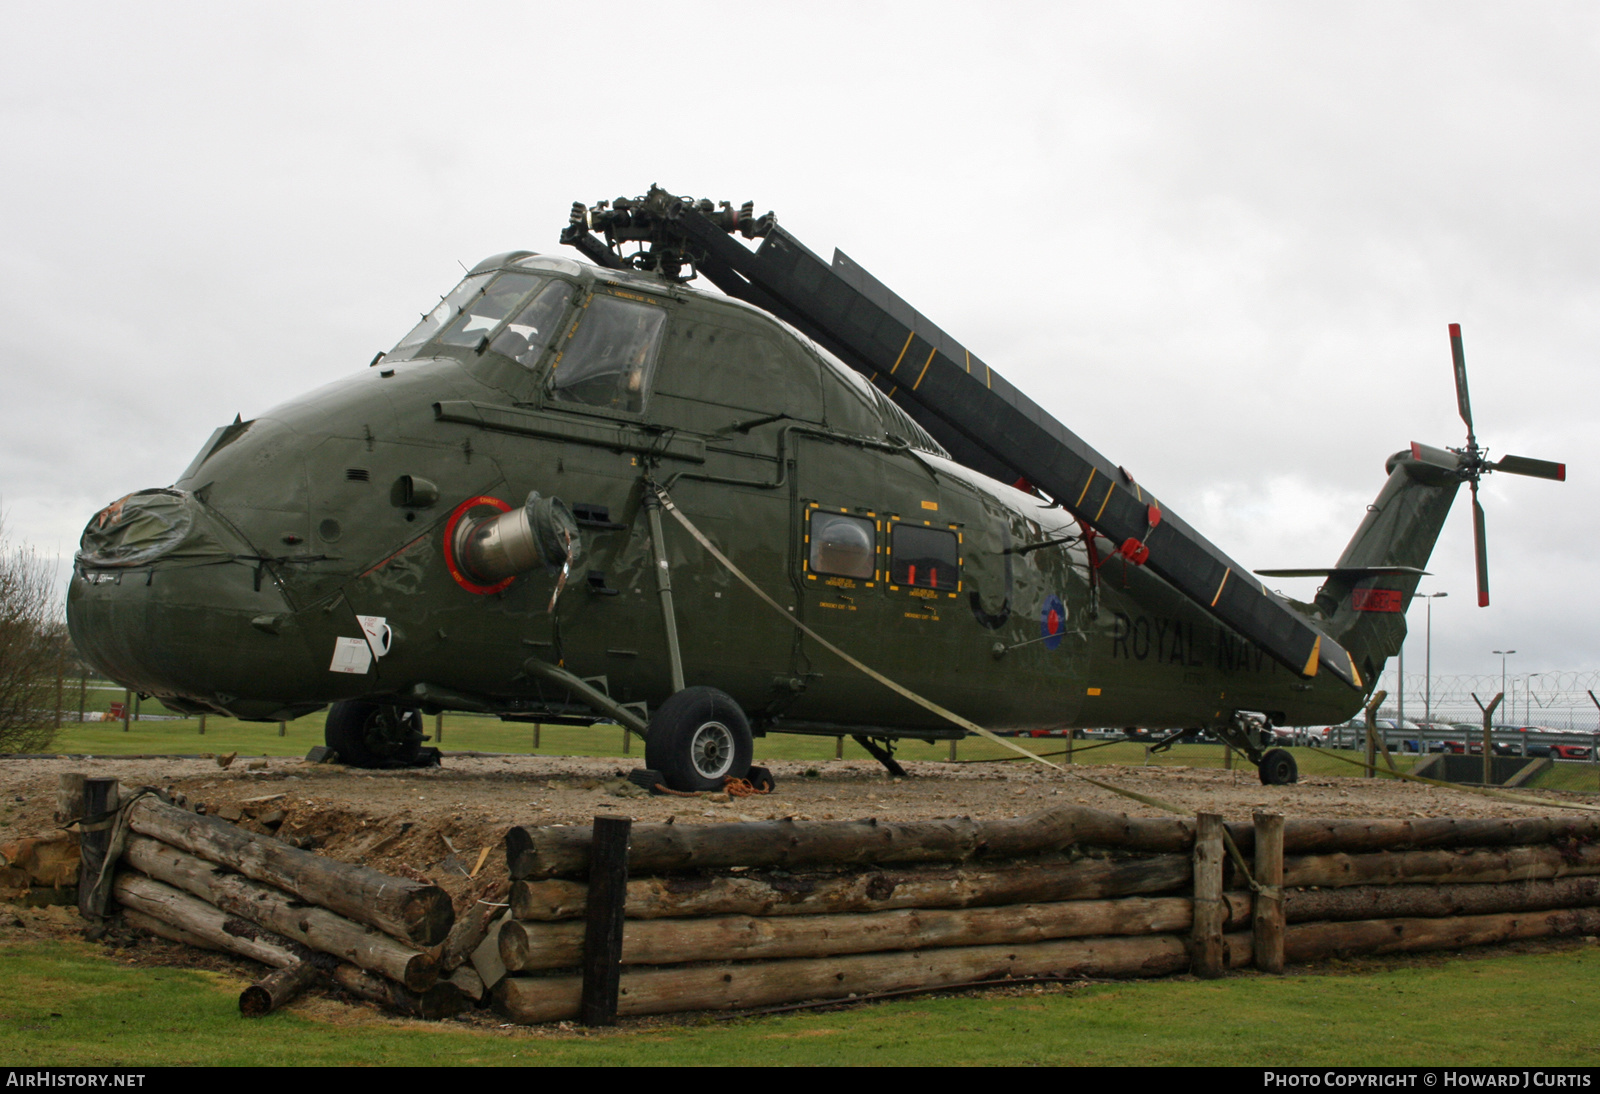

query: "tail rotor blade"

left=1472, top=481, right=1490, bottom=607
left=1493, top=454, right=1566, bottom=481
left=1449, top=323, right=1475, bottom=439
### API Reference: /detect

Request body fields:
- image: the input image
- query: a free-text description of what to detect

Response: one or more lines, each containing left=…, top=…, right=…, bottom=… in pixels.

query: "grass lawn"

left=1, top=939, right=1596, bottom=1066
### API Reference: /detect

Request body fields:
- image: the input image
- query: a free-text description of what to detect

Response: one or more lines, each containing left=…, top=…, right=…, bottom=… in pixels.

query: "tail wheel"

left=1258, top=747, right=1298, bottom=786
left=644, top=686, right=753, bottom=793
left=325, top=700, right=423, bottom=768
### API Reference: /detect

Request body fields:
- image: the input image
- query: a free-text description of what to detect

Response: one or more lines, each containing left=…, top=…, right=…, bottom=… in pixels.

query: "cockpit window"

left=548, top=294, right=666, bottom=414
left=391, top=273, right=492, bottom=353
left=436, top=274, right=545, bottom=347
left=490, top=281, right=574, bottom=368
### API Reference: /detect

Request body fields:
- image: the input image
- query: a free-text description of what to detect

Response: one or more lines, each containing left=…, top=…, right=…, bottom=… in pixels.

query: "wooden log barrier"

left=1190, top=813, right=1225, bottom=978
left=506, top=810, right=1600, bottom=883
left=1284, top=906, right=1600, bottom=963
left=122, top=835, right=438, bottom=990
left=126, top=796, right=453, bottom=946
left=500, top=894, right=1253, bottom=971
left=117, top=873, right=464, bottom=1019
left=114, top=874, right=311, bottom=969
left=506, top=806, right=1198, bottom=880
left=240, top=961, right=323, bottom=1018
left=1284, top=877, right=1600, bottom=922
left=330, top=964, right=469, bottom=1021
left=1267, top=816, right=1600, bottom=856
left=511, top=853, right=1193, bottom=921
left=1284, top=842, right=1600, bottom=889
left=497, top=931, right=1256, bottom=1024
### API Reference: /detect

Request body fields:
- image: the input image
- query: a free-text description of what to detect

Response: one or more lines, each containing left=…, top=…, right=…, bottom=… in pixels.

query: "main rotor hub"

left=560, top=185, right=775, bottom=281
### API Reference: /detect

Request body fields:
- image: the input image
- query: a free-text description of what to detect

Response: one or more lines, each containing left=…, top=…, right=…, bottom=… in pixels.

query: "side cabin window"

left=890, top=523, right=960, bottom=591
left=652, top=308, right=824, bottom=428
left=806, top=510, right=876, bottom=581
left=490, top=281, right=574, bottom=368
left=548, top=294, right=667, bottom=414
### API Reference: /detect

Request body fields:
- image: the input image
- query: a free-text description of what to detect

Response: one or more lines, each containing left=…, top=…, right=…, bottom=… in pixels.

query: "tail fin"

left=1313, top=449, right=1462, bottom=686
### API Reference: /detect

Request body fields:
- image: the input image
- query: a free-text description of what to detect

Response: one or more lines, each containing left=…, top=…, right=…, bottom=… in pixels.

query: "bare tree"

left=0, top=523, right=62, bottom=753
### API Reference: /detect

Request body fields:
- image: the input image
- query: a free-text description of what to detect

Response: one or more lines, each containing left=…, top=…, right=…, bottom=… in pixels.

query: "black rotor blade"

left=1492, top=454, right=1567, bottom=481
left=1449, top=323, right=1474, bottom=439
left=1471, top=480, right=1490, bottom=607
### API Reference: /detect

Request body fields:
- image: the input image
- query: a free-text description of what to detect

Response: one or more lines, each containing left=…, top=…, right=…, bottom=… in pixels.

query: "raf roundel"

left=1040, top=594, right=1068, bottom=650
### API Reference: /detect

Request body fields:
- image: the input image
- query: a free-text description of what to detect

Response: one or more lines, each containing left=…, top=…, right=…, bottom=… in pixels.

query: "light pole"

left=1424, top=592, right=1447, bottom=723
left=1526, top=672, right=1544, bottom=724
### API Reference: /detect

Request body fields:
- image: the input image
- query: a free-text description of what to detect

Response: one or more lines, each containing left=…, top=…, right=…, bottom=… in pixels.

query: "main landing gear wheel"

left=1258, top=747, right=1299, bottom=786
left=644, top=686, right=754, bottom=793
left=325, top=700, right=424, bottom=768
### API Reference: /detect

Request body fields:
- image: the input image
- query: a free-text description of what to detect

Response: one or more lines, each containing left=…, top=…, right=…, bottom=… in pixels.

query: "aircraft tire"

left=1257, top=747, right=1298, bottom=786
left=325, top=700, right=424, bottom=769
left=645, top=686, right=753, bottom=793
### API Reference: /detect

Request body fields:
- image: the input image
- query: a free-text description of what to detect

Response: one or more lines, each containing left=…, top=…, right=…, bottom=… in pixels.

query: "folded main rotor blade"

left=1449, top=323, right=1474, bottom=439
left=1471, top=481, right=1490, bottom=607
left=658, top=206, right=1361, bottom=687
left=1493, top=454, right=1567, bottom=481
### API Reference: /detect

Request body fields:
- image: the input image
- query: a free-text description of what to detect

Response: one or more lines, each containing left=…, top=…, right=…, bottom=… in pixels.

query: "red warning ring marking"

left=443, top=495, right=514, bottom=595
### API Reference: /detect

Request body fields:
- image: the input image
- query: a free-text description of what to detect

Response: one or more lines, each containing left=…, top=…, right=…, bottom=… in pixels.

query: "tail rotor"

left=1433, top=323, right=1565, bottom=607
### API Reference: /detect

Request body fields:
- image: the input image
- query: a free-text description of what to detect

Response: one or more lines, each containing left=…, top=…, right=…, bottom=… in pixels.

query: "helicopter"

left=65, top=187, right=1566, bottom=791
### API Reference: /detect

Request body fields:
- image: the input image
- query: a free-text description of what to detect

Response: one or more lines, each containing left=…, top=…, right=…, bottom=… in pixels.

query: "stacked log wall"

left=83, top=778, right=1600, bottom=1026
left=494, top=805, right=1600, bottom=1025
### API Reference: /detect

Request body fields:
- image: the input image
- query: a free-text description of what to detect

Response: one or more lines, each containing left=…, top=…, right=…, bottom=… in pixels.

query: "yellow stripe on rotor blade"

left=912, top=346, right=938, bottom=391
left=1302, top=635, right=1321, bottom=677
left=1210, top=568, right=1231, bottom=607
left=1348, top=651, right=1362, bottom=688
left=1094, top=482, right=1115, bottom=521
left=1074, top=469, right=1098, bottom=508
left=890, top=331, right=915, bottom=374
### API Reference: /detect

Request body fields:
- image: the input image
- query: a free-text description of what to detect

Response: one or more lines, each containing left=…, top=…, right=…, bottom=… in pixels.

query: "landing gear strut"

left=1212, top=712, right=1298, bottom=786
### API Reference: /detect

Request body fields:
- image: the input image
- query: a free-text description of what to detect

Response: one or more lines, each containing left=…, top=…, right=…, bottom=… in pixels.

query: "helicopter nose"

left=67, top=488, right=325, bottom=718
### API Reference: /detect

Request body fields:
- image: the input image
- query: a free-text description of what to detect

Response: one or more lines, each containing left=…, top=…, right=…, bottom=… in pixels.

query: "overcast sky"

left=2, top=2, right=1594, bottom=708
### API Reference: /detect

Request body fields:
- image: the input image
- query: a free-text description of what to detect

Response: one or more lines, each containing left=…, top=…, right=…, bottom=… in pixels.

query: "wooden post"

left=1066, top=731, right=1074, bottom=764
left=132, top=693, right=141, bottom=722
left=1363, top=689, right=1389, bottom=777
left=121, top=689, right=131, bottom=732
left=278, top=720, right=286, bottom=737
left=435, top=713, right=444, bottom=746
left=77, top=673, right=87, bottom=725
left=76, top=777, right=120, bottom=919
left=1191, top=812, right=1224, bottom=978
left=1223, top=744, right=1233, bottom=770
left=579, top=816, right=631, bottom=1027
left=1253, top=811, right=1285, bottom=974
left=835, top=736, right=844, bottom=760
left=947, top=738, right=957, bottom=762
left=55, top=773, right=86, bottom=827
left=622, top=725, right=630, bottom=755
left=198, top=714, right=206, bottom=736
left=1474, top=692, right=1504, bottom=786
left=533, top=724, right=541, bottom=751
